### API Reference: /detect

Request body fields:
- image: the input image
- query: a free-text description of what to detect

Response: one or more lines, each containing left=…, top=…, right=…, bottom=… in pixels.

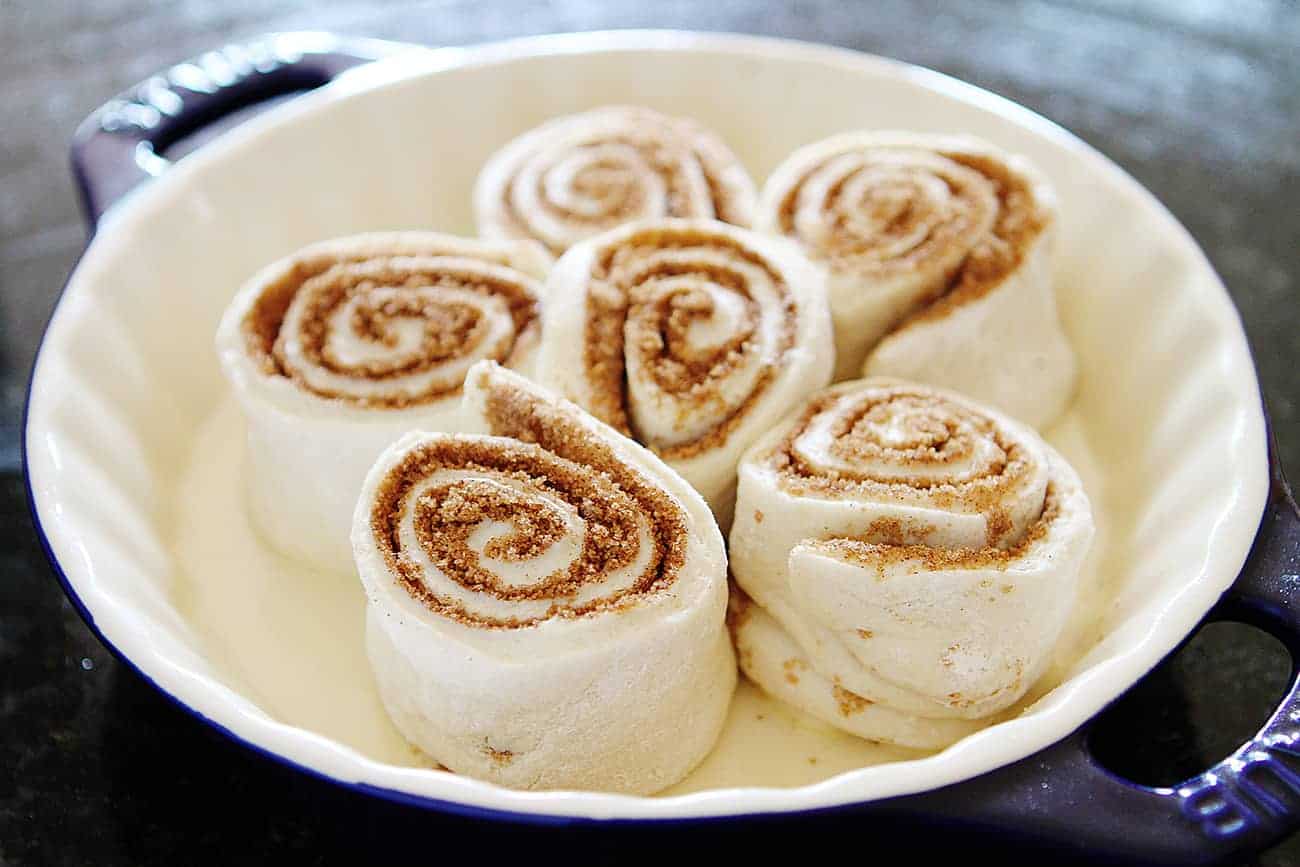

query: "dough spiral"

left=537, top=218, right=833, bottom=518
left=355, top=362, right=734, bottom=792
left=475, top=105, right=757, bottom=254
left=759, top=132, right=1075, bottom=427
left=215, top=232, right=552, bottom=570
left=729, top=378, right=1094, bottom=748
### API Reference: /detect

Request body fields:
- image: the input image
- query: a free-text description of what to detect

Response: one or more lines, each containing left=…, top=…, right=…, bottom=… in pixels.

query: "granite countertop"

left=2, top=1, right=1297, bottom=864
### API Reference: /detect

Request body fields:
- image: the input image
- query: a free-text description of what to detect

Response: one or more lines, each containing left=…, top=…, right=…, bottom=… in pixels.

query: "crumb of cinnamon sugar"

left=832, top=684, right=873, bottom=716
left=783, top=658, right=807, bottom=685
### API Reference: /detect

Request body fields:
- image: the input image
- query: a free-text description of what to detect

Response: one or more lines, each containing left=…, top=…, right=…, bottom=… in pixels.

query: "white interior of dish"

left=25, top=32, right=1268, bottom=819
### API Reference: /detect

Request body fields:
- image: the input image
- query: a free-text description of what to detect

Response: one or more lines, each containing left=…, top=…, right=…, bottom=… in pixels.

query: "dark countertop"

left=1, top=1, right=1297, bottom=864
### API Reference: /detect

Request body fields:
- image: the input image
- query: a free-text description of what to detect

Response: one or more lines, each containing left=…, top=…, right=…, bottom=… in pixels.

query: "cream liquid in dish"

left=171, top=395, right=1108, bottom=793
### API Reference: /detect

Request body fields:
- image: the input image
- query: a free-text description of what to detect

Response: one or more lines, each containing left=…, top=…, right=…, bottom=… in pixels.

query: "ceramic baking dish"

left=24, top=30, right=1300, bottom=864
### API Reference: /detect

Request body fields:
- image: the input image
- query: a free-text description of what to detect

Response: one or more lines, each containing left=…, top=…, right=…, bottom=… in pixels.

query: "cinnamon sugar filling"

left=778, top=146, right=1048, bottom=327
left=498, top=112, right=749, bottom=251
left=510, top=136, right=699, bottom=231
left=770, top=387, right=1050, bottom=549
left=369, top=378, right=690, bottom=629
left=242, top=253, right=539, bottom=408
left=580, top=226, right=797, bottom=459
left=808, top=483, right=1063, bottom=576
left=771, top=388, right=1037, bottom=521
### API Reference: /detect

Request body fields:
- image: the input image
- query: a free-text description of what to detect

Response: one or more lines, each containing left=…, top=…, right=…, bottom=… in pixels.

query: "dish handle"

left=69, top=32, right=412, bottom=227
left=877, top=434, right=1300, bottom=865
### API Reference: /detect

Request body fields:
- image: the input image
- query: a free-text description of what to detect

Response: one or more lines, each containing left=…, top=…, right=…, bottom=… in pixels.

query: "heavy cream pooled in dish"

left=536, top=218, right=834, bottom=523
left=352, top=362, right=733, bottom=793
left=759, top=131, right=1075, bottom=428
left=729, top=378, right=1095, bottom=749
left=474, top=105, right=757, bottom=253
left=215, top=232, right=552, bottom=572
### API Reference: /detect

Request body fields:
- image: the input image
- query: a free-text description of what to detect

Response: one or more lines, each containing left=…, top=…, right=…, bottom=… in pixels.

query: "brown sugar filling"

left=501, top=113, right=748, bottom=252
left=369, top=377, right=690, bottom=629
left=778, top=145, right=1048, bottom=330
left=832, top=684, right=875, bottom=715
left=770, top=386, right=1043, bottom=548
left=520, top=136, right=690, bottom=226
left=769, top=387, right=1034, bottom=535
left=808, top=483, right=1062, bottom=576
left=242, top=253, right=539, bottom=409
left=580, top=226, right=797, bottom=460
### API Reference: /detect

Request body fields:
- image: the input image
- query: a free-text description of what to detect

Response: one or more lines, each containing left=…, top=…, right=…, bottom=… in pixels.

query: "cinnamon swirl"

left=215, top=232, right=552, bottom=571
left=475, top=105, right=757, bottom=254
left=759, top=132, right=1076, bottom=427
left=354, top=362, right=733, bottom=792
left=536, top=218, right=834, bottom=521
left=729, top=378, right=1094, bottom=748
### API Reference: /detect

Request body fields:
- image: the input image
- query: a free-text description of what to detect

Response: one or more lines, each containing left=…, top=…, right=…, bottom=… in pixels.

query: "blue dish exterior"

left=27, top=32, right=1300, bottom=865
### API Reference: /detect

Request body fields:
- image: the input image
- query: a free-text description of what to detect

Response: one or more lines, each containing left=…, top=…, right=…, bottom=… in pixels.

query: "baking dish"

left=23, top=30, right=1300, bottom=864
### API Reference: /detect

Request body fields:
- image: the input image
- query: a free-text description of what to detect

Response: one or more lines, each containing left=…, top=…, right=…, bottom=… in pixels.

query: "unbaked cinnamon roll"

left=354, top=361, right=733, bottom=793
left=759, top=132, right=1076, bottom=427
left=535, top=219, right=834, bottom=521
left=729, top=378, right=1094, bottom=748
left=215, top=232, right=552, bottom=571
left=475, top=106, right=757, bottom=254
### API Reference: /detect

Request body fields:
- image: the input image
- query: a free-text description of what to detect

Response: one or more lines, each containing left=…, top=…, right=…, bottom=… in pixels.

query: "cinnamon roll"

left=215, top=232, right=552, bottom=571
left=729, top=378, right=1094, bottom=748
left=759, top=132, right=1076, bottom=427
left=535, top=219, right=834, bottom=521
left=354, top=362, right=733, bottom=793
left=474, top=106, right=757, bottom=254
